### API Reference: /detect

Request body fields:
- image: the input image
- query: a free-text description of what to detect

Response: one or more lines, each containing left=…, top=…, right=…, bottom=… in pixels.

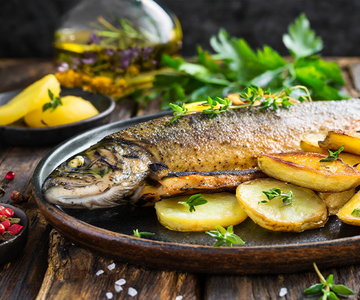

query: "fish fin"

left=148, top=162, right=169, bottom=180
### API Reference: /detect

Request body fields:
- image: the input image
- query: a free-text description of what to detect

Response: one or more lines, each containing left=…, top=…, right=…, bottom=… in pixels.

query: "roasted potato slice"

left=300, top=131, right=328, bottom=154
left=300, top=131, right=360, bottom=169
left=236, top=178, right=327, bottom=232
left=337, top=191, right=360, bottom=226
left=257, top=152, right=360, bottom=192
left=319, top=130, right=360, bottom=155
left=155, top=193, right=247, bottom=232
left=318, top=188, right=355, bottom=215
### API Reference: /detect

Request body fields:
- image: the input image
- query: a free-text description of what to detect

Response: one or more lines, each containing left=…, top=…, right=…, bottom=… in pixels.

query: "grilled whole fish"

left=44, top=99, right=360, bottom=209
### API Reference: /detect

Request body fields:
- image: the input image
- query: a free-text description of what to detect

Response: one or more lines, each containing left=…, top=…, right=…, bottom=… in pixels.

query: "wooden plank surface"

left=1, top=58, right=360, bottom=299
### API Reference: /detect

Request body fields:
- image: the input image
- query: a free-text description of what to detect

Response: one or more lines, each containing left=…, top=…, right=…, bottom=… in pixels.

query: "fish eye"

left=68, top=156, right=85, bottom=168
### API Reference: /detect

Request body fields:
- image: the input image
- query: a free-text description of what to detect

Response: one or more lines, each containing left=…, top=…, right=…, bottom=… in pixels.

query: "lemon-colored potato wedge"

left=300, top=131, right=328, bottom=154
left=319, top=130, right=360, bottom=155
left=257, top=152, right=360, bottom=192
left=155, top=193, right=247, bottom=232
left=300, top=131, right=360, bottom=170
left=0, top=74, right=60, bottom=125
left=236, top=178, right=328, bottom=232
left=318, top=188, right=355, bottom=215
left=24, top=96, right=99, bottom=128
left=337, top=191, right=360, bottom=225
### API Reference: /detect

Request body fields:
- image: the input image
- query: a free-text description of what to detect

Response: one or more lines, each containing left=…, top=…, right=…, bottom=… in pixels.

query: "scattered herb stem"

left=133, top=229, right=155, bottom=238
left=303, top=263, right=354, bottom=299
left=206, top=225, right=245, bottom=247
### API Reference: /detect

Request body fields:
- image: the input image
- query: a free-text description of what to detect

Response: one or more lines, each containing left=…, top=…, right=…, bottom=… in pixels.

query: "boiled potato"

left=155, top=193, right=247, bottom=232
left=300, top=131, right=360, bottom=170
left=236, top=178, right=327, bottom=232
left=318, top=188, right=355, bottom=215
left=257, top=152, right=360, bottom=192
left=319, top=130, right=360, bottom=155
left=300, top=131, right=328, bottom=154
left=337, top=191, right=360, bottom=226
left=24, top=96, right=99, bottom=127
left=0, top=74, right=60, bottom=125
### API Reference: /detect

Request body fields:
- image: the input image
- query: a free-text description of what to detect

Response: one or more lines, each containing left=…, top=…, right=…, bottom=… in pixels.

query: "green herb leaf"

left=303, top=283, right=326, bottom=295
left=178, top=194, right=208, bottom=212
left=169, top=103, right=188, bottom=124
left=43, top=89, right=63, bottom=112
left=303, top=263, right=354, bottom=299
left=133, top=229, right=155, bottom=238
left=351, top=208, right=360, bottom=217
left=206, top=225, right=245, bottom=247
left=330, top=284, right=355, bottom=296
left=283, top=13, right=323, bottom=59
left=261, top=188, right=293, bottom=206
left=319, top=147, right=344, bottom=162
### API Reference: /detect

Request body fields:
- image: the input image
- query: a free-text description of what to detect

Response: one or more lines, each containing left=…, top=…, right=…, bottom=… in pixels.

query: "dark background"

left=0, top=0, right=359, bottom=58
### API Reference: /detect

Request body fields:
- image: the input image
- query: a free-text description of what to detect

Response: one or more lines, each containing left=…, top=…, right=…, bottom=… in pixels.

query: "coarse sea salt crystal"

left=279, top=287, right=288, bottom=297
left=128, top=287, right=138, bottom=297
left=175, top=296, right=183, bottom=300
left=106, top=292, right=113, bottom=299
left=107, top=263, right=116, bottom=270
left=115, top=278, right=126, bottom=286
left=115, top=285, right=123, bottom=293
left=96, top=270, right=104, bottom=276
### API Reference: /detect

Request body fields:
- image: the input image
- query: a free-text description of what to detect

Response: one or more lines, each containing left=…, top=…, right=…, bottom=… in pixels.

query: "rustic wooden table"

left=1, top=58, right=360, bottom=300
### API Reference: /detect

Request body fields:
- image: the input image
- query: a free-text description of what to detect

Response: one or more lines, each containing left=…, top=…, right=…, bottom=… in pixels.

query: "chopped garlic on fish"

left=107, top=263, right=116, bottom=270
left=96, top=269, right=104, bottom=276
left=115, top=285, right=123, bottom=293
left=106, top=292, right=113, bottom=299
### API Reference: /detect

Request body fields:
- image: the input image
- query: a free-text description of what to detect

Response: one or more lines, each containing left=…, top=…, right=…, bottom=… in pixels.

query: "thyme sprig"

left=319, top=147, right=344, bottom=162
left=261, top=188, right=293, bottom=207
left=43, top=89, right=63, bottom=112
left=169, top=85, right=311, bottom=123
left=178, top=194, right=208, bottom=212
left=303, top=263, right=354, bottom=299
left=206, top=225, right=245, bottom=247
left=133, top=229, right=155, bottom=238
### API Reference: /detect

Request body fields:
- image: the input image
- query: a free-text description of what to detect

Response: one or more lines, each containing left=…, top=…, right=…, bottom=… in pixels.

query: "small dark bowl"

left=0, top=88, right=115, bottom=146
left=0, top=204, right=29, bottom=265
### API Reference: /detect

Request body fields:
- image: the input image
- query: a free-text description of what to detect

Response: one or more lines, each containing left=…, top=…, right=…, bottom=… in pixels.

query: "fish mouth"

left=42, top=140, right=153, bottom=209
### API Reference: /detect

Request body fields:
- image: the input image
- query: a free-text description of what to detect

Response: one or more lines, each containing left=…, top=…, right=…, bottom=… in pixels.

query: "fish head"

left=43, top=140, right=153, bottom=209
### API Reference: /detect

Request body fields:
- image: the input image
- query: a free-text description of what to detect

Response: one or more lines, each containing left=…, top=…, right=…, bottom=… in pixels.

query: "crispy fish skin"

left=106, top=99, right=360, bottom=172
left=44, top=99, right=360, bottom=209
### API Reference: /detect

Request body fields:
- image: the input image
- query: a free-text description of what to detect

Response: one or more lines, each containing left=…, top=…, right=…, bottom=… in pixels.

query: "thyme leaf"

left=351, top=208, right=360, bottom=217
left=178, top=194, right=208, bottom=212
left=43, top=89, right=63, bottom=112
left=169, top=103, right=188, bottom=124
left=261, top=188, right=293, bottom=207
left=206, top=225, right=245, bottom=247
left=319, top=147, right=344, bottom=162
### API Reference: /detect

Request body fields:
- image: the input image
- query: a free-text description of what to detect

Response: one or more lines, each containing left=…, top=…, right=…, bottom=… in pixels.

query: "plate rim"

left=32, top=112, right=360, bottom=274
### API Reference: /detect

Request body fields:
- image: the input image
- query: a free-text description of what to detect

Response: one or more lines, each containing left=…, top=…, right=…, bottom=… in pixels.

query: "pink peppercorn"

left=0, top=224, right=5, bottom=235
left=0, top=220, right=10, bottom=230
left=7, top=224, right=23, bottom=235
left=0, top=208, right=14, bottom=217
left=5, top=171, right=15, bottom=180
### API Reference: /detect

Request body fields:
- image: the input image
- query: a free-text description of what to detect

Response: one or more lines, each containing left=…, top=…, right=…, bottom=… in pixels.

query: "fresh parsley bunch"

left=136, top=13, right=348, bottom=110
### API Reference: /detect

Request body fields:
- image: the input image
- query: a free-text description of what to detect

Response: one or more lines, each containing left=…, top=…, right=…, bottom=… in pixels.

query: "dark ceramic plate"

left=0, top=203, right=29, bottom=265
left=0, top=88, right=115, bottom=146
left=32, top=114, right=360, bottom=274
